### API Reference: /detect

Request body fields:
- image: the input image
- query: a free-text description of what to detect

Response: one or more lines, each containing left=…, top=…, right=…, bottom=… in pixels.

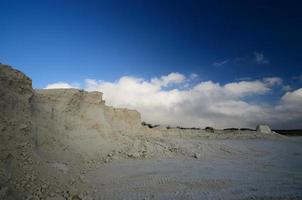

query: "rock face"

left=0, top=65, right=35, bottom=199
left=0, top=64, right=34, bottom=149
left=0, top=64, right=145, bottom=199
left=256, top=124, right=272, bottom=134
left=0, top=64, right=33, bottom=135
left=31, top=88, right=143, bottom=159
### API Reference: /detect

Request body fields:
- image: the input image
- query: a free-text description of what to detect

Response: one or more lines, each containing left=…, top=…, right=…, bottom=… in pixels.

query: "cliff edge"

left=0, top=65, right=147, bottom=199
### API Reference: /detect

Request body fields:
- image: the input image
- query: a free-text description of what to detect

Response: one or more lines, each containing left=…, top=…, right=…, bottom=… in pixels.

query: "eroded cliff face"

left=33, top=87, right=142, bottom=135
left=0, top=64, right=33, bottom=141
left=33, top=88, right=142, bottom=134
left=0, top=64, right=144, bottom=156
left=0, top=65, right=147, bottom=199
left=0, top=65, right=35, bottom=199
left=0, top=64, right=143, bottom=137
left=31, top=88, right=144, bottom=160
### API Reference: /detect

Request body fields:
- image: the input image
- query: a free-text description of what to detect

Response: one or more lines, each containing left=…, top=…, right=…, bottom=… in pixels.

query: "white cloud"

left=45, top=82, right=80, bottom=89
left=224, top=81, right=269, bottom=96
left=263, top=77, right=283, bottom=86
left=83, top=73, right=302, bottom=129
left=254, top=52, right=269, bottom=64
left=270, top=88, right=302, bottom=128
left=215, top=51, right=270, bottom=67
left=213, top=59, right=229, bottom=67
left=262, top=77, right=292, bottom=91
left=281, top=88, right=302, bottom=106
left=151, top=72, right=186, bottom=87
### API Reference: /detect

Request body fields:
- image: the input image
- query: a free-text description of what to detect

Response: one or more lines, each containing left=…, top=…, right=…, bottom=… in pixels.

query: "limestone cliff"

left=0, top=64, right=146, bottom=199
left=0, top=64, right=33, bottom=135
left=0, top=64, right=143, bottom=140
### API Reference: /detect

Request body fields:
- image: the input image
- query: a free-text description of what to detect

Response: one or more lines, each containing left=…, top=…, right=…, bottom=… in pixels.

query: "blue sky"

left=1, top=0, right=302, bottom=128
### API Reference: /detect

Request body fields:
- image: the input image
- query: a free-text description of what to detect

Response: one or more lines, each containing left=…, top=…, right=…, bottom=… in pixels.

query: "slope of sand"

left=1, top=64, right=300, bottom=200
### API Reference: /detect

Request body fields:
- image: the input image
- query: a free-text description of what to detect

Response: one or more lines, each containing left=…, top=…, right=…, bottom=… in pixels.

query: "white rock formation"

left=256, top=124, right=272, bottom=134
left=0, top=64, right=147, bottom=199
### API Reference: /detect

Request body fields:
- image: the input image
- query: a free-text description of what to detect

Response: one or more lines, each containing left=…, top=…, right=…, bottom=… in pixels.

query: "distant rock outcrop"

left=205, top=126, right=215, bottom=133
left=256, top=124, right=272, bottom=133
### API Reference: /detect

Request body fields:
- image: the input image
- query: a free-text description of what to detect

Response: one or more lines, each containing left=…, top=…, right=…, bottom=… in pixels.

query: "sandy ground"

left=86, top=137, right=302, bottom=200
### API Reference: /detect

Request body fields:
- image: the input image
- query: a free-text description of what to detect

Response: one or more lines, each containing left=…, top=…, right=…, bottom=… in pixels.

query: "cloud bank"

left=45, top=73, right=302, bottom=129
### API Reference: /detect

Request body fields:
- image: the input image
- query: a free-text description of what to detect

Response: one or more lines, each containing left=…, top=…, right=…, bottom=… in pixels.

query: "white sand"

left=87, top=138, right=302, bottom=200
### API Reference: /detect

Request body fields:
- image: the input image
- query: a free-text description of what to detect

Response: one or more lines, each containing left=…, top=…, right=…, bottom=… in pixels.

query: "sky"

left=1, top=0, right=302, bottom=129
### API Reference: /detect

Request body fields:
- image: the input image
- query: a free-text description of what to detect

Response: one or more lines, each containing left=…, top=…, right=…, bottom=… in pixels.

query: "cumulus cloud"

left=271, top=88, right=302, bottom=128
left=281, top=88, right=302, bottom=107
left=45, top=82, right=80, bottom=89
left=224, top=81, right=269, bottom=96
left=151, top=72, right=186, bottom=87
left=83, top=73, right=302, bottom=129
